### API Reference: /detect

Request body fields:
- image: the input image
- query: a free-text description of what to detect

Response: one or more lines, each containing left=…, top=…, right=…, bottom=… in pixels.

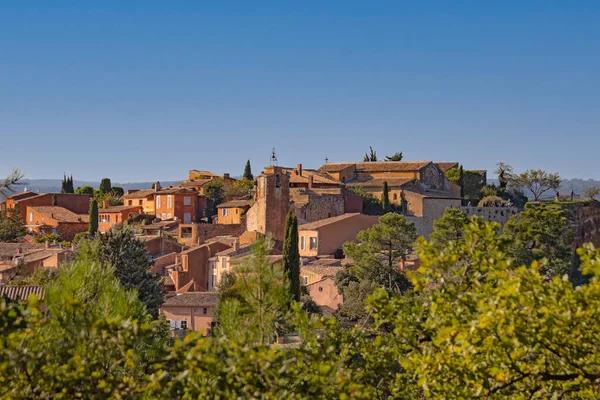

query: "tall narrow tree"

left=243, top=160, right=254, bottom=181
left=52, top=194, right=58, bottom=206
left=88, top=199, right=98, bottom=236
left=99, top=178, right=112, bottom=194
left=282, top=210, right=300, bottom=302
left=382, top=181, right=390, bottom=211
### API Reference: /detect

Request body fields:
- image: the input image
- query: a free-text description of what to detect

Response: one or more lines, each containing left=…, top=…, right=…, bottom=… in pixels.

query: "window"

left=222, top=209, right=228, bottom=216
left=167, top=195, right=172, bottom=209
left=300, top=236, right=306, bottom=250
left=184, top=196, right=191, bottom=206
left=167, top=213, right=172, bottom=219
left=128, top=200, right=133, bottom=205
left=303, top=276, right=308, bottom=285
left=275, top=174, right=281, bottom=188
left=393, top=193, right=398, bottom=200
left=161, top=213, right=166, bottom=220
left=138, top=200, right=143, bottom=206
left=309, top=237, right=318, bottom=250
left=184, top=212, right=191, bottom=224
left=181, top=320, right=187, bottom=330
left=52, top=228, right=57, bottom=234
left=29, top=212, right=33, bottom=222
left=203, top=307, right=208, bottom=315
left=318, top=286, right=324, bottom=292
left=156, top=195, right=161, bottom=209
left=100, top=215, right=110, bottom=223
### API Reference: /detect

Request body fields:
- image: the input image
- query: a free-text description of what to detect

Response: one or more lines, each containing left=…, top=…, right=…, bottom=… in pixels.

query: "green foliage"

left=88, top=198, right=98, bottom=235
left=478, top=195, right=507, bottom=207
left=430, top=207, right=469, bottom=249
left=73, top=231, right=90, bottom=244
left=33, top=232, right=62, bottom=243
left=9, top=267, right=57, bottom=286
left=514, top=169, right=562, bottom=201
left=585, top=186, right=600, bottom=200
left=243, top=159, right=254, bottom=181
left=504, top=203, right=573, bottom=279
left=75, top=185, right=94, bottom=196
left=216, top=237, right=290, bottom=345
left=445, top=167, right=461, bottom=183
left=111, top=186, right=124, bottom=197
left=225, top=178, right=254, bottom=199
left=381, top=181, right=390, bottom=211
left=480, top=184, right=498, bottom=197
left=61, top=174, right=74, bottom=194
left=0, top=242, right=169, bottom=398
left=347, top=186, right=387, bottom=216
left=99, top=178, right=112, bottom=194
left=385, top=152, right=403, bottom=161
left=282, top=211, right=300, bottom=302
left=363, top=146, right=377, bottom=162
left=495, top=162, right=514, bottom=191
left=51, top=193, right=57, bottom=206
left=96, top=224, right=164, bottom=318
left=0, top=208, right=26, bottom=242
left=463, top=170, right=486, bottom=203
left=204, top=180, right=225, bottom=218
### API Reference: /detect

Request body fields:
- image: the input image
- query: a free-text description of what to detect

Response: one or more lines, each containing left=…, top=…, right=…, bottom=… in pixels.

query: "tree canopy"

left=0, top=208, right=26, bottom=243
left=514, top=169, right=561, bottom=201
left=363, top=146, right=377, bottom=162
left=243, top=160, right=254, bottom=181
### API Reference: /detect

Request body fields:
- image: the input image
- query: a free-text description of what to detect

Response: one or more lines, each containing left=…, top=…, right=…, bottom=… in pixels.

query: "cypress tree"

left=282, top=210, right=301, bottom=302
left=52, top=194, right=58, bottom=206
left=88, top=199, right=98, bottom=236
left=243, top=160, right=254, bottom=181
left=99, top=178, right=112, bottom=194
left=459, top=165, right=465, bottom=199
left=61, top=174, right=68, bottom=194
left=382, top=181, right=390, bottom=212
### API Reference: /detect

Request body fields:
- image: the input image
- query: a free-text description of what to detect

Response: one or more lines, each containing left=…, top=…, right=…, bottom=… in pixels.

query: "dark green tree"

left=111, top=186, right=124, bottom=197
left=75, top=185, right=94, bottom=196
left=382, top=181, right=390, bottom=211
left=51, top=193, right=58, bottom=206
left=243, top=160, right=254, bottom=181
left=61, top=174, right=74, bottom=194
left=88, top=199, right=98, bottom=236
left=384, top=152, right=403, bottom=161
left=205, top=180, right=225, bottom=219
left=282, top=210, right=300, bottom=302
left=363, top=146, right=377, bottom=162
left=96, top=224, right=164, bottom=318
left=0, top=208, right=26, bottom=242
left=430, top=208, right=469, bottom=249
left=503, top=203, right=573, bottom=279
left=459, top=165, right=465, bottom=199
left=99, top=178, right=112, bottom=194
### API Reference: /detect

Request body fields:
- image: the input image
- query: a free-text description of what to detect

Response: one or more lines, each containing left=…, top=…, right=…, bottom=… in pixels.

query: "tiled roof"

left=176, top=279, right=195, bottom=294
left=189, top=170, right=220, bottom=177
left=29, top=206, right=86, bottom=223
left=98, top=205, right=142, bottom=213
left=303, top=258, right=342, bottom=267
left=0, top=243, right=44, bottom=258
left=299, top=213, right=365, bottom=230
left=123, top=189, right=155, bottom=199
left=217, top=199, right=254, bottom=209
left=179, top=179, right=212, bottom=188
left=156, top=187, right=198, bottom=195
left=5, top=191, right=39, bottom=200
left=435, top=162, right=460, bottom=172
left=215, top=244, right=253, bottom=257
left=319, top=161, right=432, bottom=174
left=285, top=168, right=342, bottom=186
left=22, top=249, right=66, bottom=264
left=345, top=177, right=413, bottom=188
left=301, top=265, right=343, bottom=277
left=142, top=220, right=179, bottom=230
left=0, top=285, right=45, bottom=301
left=163, top=292, right=219, bottom=307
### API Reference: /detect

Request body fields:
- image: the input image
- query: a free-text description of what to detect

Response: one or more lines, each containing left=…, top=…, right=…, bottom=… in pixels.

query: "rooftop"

left=345, top=177, right=413, bottom=188
left=0, top=285, right=45, bottom=301
left=217, top=199, right=254, bottom=209
left=319, top=161, right=433, bottom=174
left=299, top=213, right=372, bottom=231
left=301, top=265, right=343, bottom=277
left=163, top=292, right=219, bottom=307
left=0, top=243, right=44, bottom=258
left=29, top=206, right=88, bottom=223
left=123, top=189, right=155, bottom=199
left=99, top=205, right=142, bottom=213
left=435, top=162, right=460, bottom=172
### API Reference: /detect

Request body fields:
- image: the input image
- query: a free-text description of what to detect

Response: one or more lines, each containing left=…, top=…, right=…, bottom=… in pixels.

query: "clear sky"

left=1, top=1, right=599, bottom=182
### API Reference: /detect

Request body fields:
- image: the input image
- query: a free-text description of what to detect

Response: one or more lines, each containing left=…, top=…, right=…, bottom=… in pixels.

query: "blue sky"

left=1, top=1, right=599, bottom=182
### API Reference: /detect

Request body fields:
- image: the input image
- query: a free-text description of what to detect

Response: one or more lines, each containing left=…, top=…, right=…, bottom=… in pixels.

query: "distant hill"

left=488, top=178, right=600, bottom=200
left=1, top=179, right=182, bottom=200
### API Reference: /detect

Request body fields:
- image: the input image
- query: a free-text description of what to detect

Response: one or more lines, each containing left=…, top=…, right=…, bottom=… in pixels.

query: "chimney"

left=297, top=164, right=302, bottom=176
left=103, top=200, right=109, bottom=209
left=308, top=175, right=314, bottom=189
left=223, top=173, right=230, bottom=179
left=154, top=181, right=161, bottom=192
left=233, top=239, right=239, bottom=251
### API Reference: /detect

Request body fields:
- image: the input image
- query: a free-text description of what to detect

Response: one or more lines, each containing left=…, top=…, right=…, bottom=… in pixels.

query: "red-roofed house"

left=25, top=206, right=89, bottom=241
left=98, top=204, right=143, bottom=232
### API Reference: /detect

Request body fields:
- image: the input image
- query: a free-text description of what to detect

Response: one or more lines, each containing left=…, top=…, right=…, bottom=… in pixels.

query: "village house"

left=25, top=206, right=89, bottom=241
left=160, top=292, right=218, bottom=335
left=179, top=171, right=237, bottom=194
left=98, top=204, right=143, bottom=233
left=298, top=213, right=379, bottom=257
left=216, top=199, right=253, bottom=225
left=0, top=243, right=72, bottom=282
left=1, top=192, right=90, bottom=223
left=154, top=186, right=203, bottom=223
left=0, top=285, right=45, bottom=309
left=122, top=189, right=156, bottom=214
left=300, top=260, right=344, bottom=313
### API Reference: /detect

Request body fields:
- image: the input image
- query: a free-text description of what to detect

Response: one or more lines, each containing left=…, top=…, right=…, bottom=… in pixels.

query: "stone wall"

left=178, top=222, right=246, bottom=246
left=460, top=206, right=520, bottom=225
left=292, top=189, right=346, bottom=223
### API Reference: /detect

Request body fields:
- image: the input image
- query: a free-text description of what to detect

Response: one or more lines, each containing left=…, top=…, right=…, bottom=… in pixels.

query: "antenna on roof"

left=270, top=147, right=278, bottom=166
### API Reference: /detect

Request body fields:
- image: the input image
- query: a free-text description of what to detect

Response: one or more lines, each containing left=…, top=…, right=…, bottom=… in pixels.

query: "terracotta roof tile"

left=319, top=161, right=433, bottom=174
left=435, top=162, right=460, bottom=172
left=345, top=177, right=413, bottom=188
left=217, top=199, right=254, bottom=209
left=0, top=285, right=45, bottom=301
left=123, top=189, right=155, bottom=199
left=299, top=213, right=370, bottom=230
left=0, top=243, right=44, bottom=259
left=301, top=265, right=343, bottom=277
left=163, top=292, right=219, bottom=307
left=98, top=205, right=142, bottom=213
left=176, top=279, right=195, bottom=294
left=29, top=206, right=86, bottom=223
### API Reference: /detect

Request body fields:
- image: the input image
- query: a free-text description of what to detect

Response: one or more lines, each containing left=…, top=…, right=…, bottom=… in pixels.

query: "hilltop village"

left=1, top=157, right=523, bottom=331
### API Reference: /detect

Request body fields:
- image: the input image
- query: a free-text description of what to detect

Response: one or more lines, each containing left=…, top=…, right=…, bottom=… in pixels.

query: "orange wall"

left=161, top=305, right=214, bottom=334
left=307, top=277, right=342, bottom=311
left=298, top=230, right=319, bottom=257
left=155, top=193, right=198, bottom=222
left=217, top=207, right=245, bottom=225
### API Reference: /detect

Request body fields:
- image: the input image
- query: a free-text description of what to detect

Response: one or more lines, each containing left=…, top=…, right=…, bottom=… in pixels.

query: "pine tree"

left=96, top=225, right=164, bottom=317
left=382, top=181, right=390, bottom=211
left=88, top=199, right=98, bottom=236
left=243, top=160, right=254, bottom=181
left=282, top=210, right=300, bottom=302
